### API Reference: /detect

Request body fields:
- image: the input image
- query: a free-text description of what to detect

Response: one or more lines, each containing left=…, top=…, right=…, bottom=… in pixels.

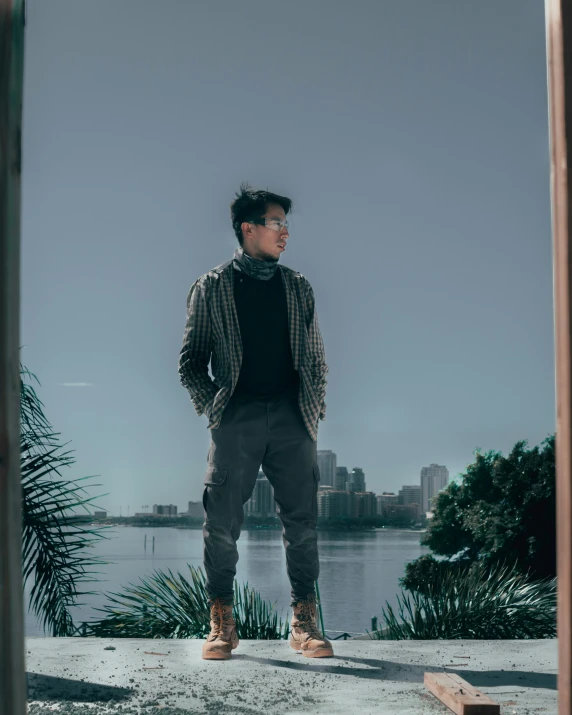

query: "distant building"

left=317, top=490, right=352, bottom=518
left=317, top=450, right=337, bottom=487
left=187, top=501, right=203, bottom=518
left=153, top=504, right=178, bottom=516
left=420, top=464, right=449, bottom=512
left=376, top=493, right=398, bottom=516
left=410, top=502, right=422, bottom=520
left=93, top=510, right=107, bottom=519
left=398, top=485, right=421, bottom=507
left=245, top=470, right=277, bottom=517
left=352, top=492, right=377, bottom=517
left=382, top=503, right=419, bottom=525
left=335, top=466, right=348, bottom=491
left=346, top=468, right=365, bottom=493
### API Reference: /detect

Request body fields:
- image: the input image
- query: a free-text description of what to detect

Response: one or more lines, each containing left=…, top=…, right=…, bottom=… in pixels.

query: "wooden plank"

left=545, top=2, right=572, bottom=713
left=0, top=0, right=26, bottom=714
left=424, top=672, right=499, bottom=715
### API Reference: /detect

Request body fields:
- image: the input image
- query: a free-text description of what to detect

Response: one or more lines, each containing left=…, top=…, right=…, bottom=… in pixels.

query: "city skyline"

left=106, top=456, right=447, bottom=518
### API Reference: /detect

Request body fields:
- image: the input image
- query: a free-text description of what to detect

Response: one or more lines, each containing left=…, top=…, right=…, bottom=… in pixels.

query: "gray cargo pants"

left=202, top=389, right=320, bottom=604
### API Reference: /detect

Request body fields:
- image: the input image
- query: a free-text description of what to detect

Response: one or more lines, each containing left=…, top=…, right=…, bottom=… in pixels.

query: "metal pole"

left=545, top=1, right=572, bottom=712
left=0, top=0, right=26, bottom=713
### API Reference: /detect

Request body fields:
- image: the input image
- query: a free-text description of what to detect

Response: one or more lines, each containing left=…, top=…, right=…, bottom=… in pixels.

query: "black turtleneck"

left=232, top=268, right=300, bottom=399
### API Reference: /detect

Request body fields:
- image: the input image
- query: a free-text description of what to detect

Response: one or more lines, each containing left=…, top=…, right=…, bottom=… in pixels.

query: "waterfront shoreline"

left=88, top=520, right=427, bottom=533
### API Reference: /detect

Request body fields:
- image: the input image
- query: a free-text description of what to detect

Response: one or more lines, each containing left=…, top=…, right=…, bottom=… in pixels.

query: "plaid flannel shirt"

left=178, top=259, right=328, bottom=442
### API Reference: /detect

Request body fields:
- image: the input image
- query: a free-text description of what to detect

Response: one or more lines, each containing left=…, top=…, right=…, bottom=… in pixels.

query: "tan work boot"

left=202, top=598, right=239, bottom=660
left=289, top=593, right=334, bottom=658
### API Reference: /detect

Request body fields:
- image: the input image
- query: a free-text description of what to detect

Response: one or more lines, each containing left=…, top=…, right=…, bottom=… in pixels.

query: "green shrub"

left=84, top=565, right=290, bottom=639
left=369, top=558, right=556, bottom=640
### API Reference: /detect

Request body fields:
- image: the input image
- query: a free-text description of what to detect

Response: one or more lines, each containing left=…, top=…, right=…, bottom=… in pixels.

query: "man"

left=178, top=182, right=333, bottom=660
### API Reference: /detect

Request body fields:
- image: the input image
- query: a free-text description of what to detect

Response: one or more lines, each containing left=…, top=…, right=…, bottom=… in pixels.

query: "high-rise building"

left=420, top=464, right=449, bottom=513
left=335, top=466, right=348, bottom=491
left=353, top=492, right=377, bottom=517
left=346, top=468, right=365, bottom=493
left=376, top=493, right=398, bottom=516
left=245, top=470, right=277, bottom=517
left=399, top=485, right=421, bottom=507
left=317, top=490, right=352, bottom=518
left=317, top=450, right=337, bottom=487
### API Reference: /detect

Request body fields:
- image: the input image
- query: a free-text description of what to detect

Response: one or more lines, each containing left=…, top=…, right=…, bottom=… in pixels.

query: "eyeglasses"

left=247, top=217, right=289, bottom=232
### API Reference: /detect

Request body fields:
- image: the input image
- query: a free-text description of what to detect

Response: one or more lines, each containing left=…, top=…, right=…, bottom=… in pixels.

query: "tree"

left=402, top=435, right=556, bottom=592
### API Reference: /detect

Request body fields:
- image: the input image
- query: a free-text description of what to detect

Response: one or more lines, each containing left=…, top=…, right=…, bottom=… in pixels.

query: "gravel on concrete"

left=24, top=636, right=558, bottom=715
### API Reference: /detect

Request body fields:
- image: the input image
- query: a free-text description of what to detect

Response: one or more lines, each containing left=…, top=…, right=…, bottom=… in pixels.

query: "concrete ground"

left=25, top=636, right=557, bottom=715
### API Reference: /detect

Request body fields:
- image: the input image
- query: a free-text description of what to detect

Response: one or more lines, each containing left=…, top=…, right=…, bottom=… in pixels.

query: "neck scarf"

left=232, top=247, right=279, bottom=281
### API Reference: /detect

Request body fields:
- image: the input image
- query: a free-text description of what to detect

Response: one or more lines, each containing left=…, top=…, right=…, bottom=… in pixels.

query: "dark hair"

left=230, top=181, right=293, bottom=246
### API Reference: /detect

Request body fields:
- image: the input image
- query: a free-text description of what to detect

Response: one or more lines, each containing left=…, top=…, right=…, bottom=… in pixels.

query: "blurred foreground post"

left=546, top=1, right=572, bottom=712
left=0, top=0, right=26, bottom=713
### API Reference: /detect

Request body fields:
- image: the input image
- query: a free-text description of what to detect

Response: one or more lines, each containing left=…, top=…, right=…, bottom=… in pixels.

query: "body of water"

left=25, top=526, right=431, bottom=638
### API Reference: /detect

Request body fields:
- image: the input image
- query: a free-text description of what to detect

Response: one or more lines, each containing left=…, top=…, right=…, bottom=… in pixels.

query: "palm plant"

left=368, top=557, right=556, bottom=640
left=20, top=361, right=111, bottom=636
left=84, top=564, right=290, bottom=639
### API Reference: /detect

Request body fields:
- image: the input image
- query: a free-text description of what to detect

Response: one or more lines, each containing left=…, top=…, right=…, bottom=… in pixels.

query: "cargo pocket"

left=202, top=465, right=229, bottom=518
left=204, top=464, right=229, bottom=486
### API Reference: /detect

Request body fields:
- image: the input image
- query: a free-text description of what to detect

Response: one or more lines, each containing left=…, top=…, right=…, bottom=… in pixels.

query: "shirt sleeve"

left=304, top=279, right=328, bottom=420
left=178, top=276, right=219, bottom=416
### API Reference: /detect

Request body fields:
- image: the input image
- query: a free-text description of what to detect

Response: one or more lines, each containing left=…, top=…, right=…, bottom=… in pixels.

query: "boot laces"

left=294, top=599, right=324, bottom=642
left=208, top=599, right=232, bottom=640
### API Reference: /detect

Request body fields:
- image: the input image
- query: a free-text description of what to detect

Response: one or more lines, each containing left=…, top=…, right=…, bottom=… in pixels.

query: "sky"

left=20, top=0, right=554, bottom=516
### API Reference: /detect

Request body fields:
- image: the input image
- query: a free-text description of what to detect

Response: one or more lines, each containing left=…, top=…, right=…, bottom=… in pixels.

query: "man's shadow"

left=237, top=653, right=558, bottom=691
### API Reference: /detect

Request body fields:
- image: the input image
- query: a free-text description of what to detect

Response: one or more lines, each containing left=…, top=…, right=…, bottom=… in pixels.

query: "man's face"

left=241, top=203, right=289, bottom=262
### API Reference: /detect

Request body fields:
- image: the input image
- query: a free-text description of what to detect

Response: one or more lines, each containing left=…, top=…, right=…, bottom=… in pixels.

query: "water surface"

left=25, top=526, right=431, bottom=637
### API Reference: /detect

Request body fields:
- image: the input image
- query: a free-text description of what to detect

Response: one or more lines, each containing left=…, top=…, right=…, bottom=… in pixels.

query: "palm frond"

left=369, top=557, right=556, bottom=640
left=20, top=361, right=111, bottom=636
left=84, top=565, right=290, bottom=639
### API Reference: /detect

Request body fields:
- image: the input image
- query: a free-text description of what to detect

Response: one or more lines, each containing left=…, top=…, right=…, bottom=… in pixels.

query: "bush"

left=370, top=558, right=556, bottom=640
left=84, top=565, right=290, bottom=639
